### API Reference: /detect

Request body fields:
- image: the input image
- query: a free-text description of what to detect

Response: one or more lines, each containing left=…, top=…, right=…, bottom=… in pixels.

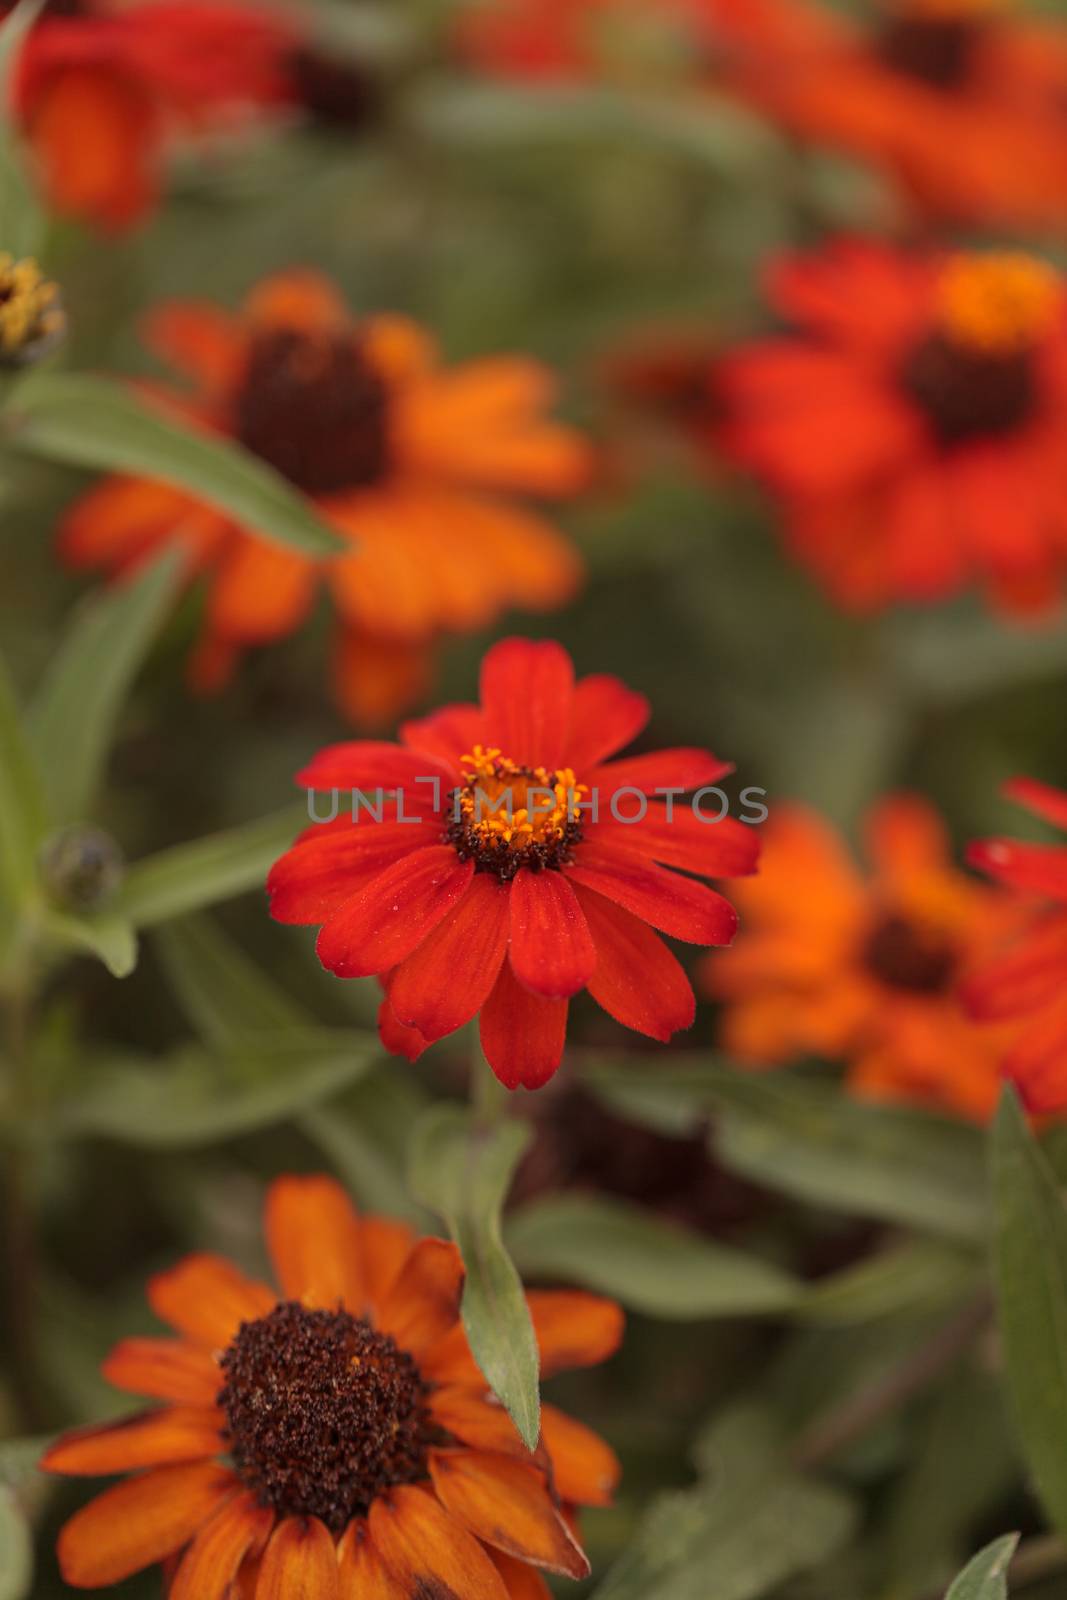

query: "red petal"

left=508, top=870, right=596, bottom=999
left=55, top=1463, right=237, bottom=1588
left=399, top=703, right=484, bottom=772
left=315, top=848, right=474, bottom=978
left=479, top=638, right=574, bottom=769
left=563, top=673, right=649, bottom=770
left=574, top=885, right=695, bottom=1041
left=377, top=993, right=430, bottom=1062
left=257, top=1516, right=339, bottom=1600
left=388, top=874, right=510, bottom=1040
left=589, top=749, right=733, bottom=796
left=566, top=847, right=738, bottom=945
left=264, top=1174, right=365, bottom=1312
left=428, top=1450, right=589, bottom=1578
left=297, top=740, right=453, bottom=795
left=1006, top=778, right=1067, bottom=831
left=268, top=824, right=429, bottom=926
left=966, top=839, right=1067, bottom=900
left=593, top=801, right=761, bottom=877
left=480, top=963, right=568, bottom=1089
left=169, top=1492, right=273, bottom=1600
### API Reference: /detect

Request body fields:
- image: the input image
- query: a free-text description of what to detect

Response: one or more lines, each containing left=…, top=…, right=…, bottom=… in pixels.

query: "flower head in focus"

left=708, top=0, right=1067, bottom=226
left=705, top=794, right=1019, bottom=1121
left=42, top=1173, right=622, bottom=1596
left=717, top=241, right=1067, bottom=617
left=964, top=778, right=1067, bottom=1114
left=58, top=272, right=590, bottom=727
left=268, top=636, right=760, bottom=1088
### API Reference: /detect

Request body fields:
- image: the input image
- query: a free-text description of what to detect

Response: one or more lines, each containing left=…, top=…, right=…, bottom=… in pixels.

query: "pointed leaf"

left=992, top=1087, right=1067, bottom=1541
left=945, top=1535, right=1020, bottom=1600
left=409, top=1104, right=540, bottom=1449
left=8, top=374, right=343, bottom=556
left=156, top=913, right=304, bottom=1042
left=0, top=649, right=45, bottom=903
left=43, top=908, right=138, bottom=978
left=0, top=0, right=44, bottom=260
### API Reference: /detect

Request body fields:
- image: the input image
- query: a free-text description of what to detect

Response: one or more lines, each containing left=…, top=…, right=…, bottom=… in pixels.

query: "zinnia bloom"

left=59, top=273, right=589, bottom=726
left=964, top=778, right=1067, bottom=1114
left=708, top=0, right=1067, bottom=227
left=42, top=1173, right=623, bottom=1596
left=718, top=241, right=1067, bottom=618
left=704, top=794, right=1017, bottom=1120
left=268, top=636, right=760, bottom=1088
left=11, top=0, right=297, bottom=230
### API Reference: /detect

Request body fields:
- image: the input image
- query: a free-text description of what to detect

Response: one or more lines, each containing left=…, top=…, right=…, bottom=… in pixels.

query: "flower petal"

left=337, top=1520, right=406, bottom=1599
left=388, top=874, right=510, bottom=1041
left=206, top=535, right=318, bottom=645
left=315, top=848, right=475, bottom=979
left=256, top=1515, right=340, bottom=1600
left=297, top=740, right=454, bottom=796
left=479, top=638, right=574, bottom=769
left=377, top=993, right=430, bottom=1062
left=526, top=1290, right=624, bottom=1377
left=362, top=1216, right=418, bottom=1316
left=490, top=1549, right=553, bottom=1600
left=508, top=870, right=596, bottom=999
left=428, top=1389, right=526, bottom=1458
left=368, top=1484, right=509, bottom=1599
left=479, top=962, right=568, bottom=1090
left=268, top=823, right=433, bottom=926
left=142, top=301, right=245, bottom=396
left=589, top=749, right=733, bottom=796
left=264, top=1174, right=365, bottom=1313
left=42, top=1408, right=222, bottom=1476
left=1006, top=778, right=1067, bottom=831
left=101, top=1338, right=221, bottom=1406
left=376, top=1238, right=464, bottom=1356
left=540, top=1404, right=619, bottom=1507
left=428, top=1450, right=589, bottom=1579
left=245, top=269, right=348, bottom=333
left=56, top=1462, right=237, bottom=1588
left=169, top=1492, right=274, bottom=1600
left=967, top=838, right=1067, bottom=900
left=593, top=802, right=761, bottom=878
left=399, top=704, right=484, bottom=772
left=563, top=673, right=649, bottom=770
left=566, top=847, right=738, bottom=945
left=574, top=886, right=695, bottom=1041
left=147, top=1255, right=276, bottom=1350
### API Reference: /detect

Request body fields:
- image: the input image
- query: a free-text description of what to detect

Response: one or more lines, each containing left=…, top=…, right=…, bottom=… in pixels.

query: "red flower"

left=268, top=637, right=760, bottom=1089
left=11, top=0, right=297, bottom=230
left=964, top=778, right=1067, bottom=1114
left=718, top=240, right=1067, bottom=617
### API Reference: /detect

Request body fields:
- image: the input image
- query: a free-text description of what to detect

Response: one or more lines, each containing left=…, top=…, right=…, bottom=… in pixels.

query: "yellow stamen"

left=458, top=745, right=586, bottom=854
left=0, top=253, right=65, bottom=363
left=935, top=252, right=1061, bottom=356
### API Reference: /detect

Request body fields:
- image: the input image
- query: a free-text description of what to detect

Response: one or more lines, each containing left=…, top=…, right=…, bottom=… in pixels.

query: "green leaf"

left=155, top=913, right=304, bottom=1043
left=945, top=1535, right=1020, bottom=1600
left=42, top=908, right=138, bottom=979
left=27, top=548, right=183, bottom=825
left=0, top=649, right=45, bottom=904
left=8, top=374, right=343, bottom=557
left=302, top=1077, right=433, bottom=1227
left=57, top=1031, right=380, bottom=1146
left=410, top=1105, right=540, bottom=1449
left=0, top=1489, right=32, bottom=1600
left=0, top=0, right=43, bottom=110
left=991, top=1087, right=1067, bottom=1541
left=113, top=803, right=305, bottom=928
left=594, top=1404, right=856, bottom=1600
left=506, top=1193, right=800, bottom=1319
left=799, top=1239, right=983, bottom=1327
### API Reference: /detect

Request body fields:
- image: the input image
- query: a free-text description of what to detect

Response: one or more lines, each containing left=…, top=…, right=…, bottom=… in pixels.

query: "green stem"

left=471, top=1042, right=507, bottom=1128
left=2, top=983, right=42, bottom=1428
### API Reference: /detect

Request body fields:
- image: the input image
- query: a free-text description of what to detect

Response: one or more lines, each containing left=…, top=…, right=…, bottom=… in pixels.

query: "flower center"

left=878, top=0, right=1007, bottom=86
left=218, top=1302, right=428, bottom=1532
left=863, top=911, right=957, bottom=994
left=901, top=254, right=1059, bottom=445
left=234, top=327, right=389, bottom=496
left=444, top=746, right=586, bottom=881
left=0, top=254, right=65, bottom=366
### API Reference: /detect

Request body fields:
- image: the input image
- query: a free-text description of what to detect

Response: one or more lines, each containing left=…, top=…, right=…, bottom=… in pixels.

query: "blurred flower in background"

left=705, top=794, right=1018, bottom=1120
left=59, top=272, right=590, bottom=726
left=43, top=1174, right=621, bottom=1596
left=0, top=251, right=64, bottom=365
left=269, top=637, right=759, bottom=1087
left=716, top=242, right=1067, bottom=617
left=965, top=779, right=1067, bottom=1115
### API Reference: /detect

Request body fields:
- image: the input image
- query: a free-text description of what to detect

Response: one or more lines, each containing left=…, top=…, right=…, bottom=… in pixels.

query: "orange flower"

left=42, top=1174, right=623, bottom=1597
left=718, top=241, right=1067, bottom=617
left=457, top=0, right=706, bottom=82
left=708, top=0, right=1067, bottom=227
left=11, top=1, right=297, bottom=230
left=59, top=271, right=590, bottom=726
left=703, top=795, right=1019, bottom=1121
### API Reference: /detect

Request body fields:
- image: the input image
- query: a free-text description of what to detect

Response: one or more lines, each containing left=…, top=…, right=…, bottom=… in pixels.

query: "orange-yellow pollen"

left=457, top=746, right=586, bottom=852
left=935, top=253, right=1061, bottom=355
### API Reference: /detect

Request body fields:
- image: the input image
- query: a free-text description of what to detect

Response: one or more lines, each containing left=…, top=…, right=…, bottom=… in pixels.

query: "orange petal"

left=428, top=1450, right=589, bottom=1578
left=331, top=629, right=434, bottom=731
left=147, top=1254, right=276, bottom=1350
left=142, top=302, right=246, bottom=397
left=526, top=1291, right=624, bottom=1378
left=169, top=1491, right=274, bottom=1600
left=102, top=1337, right=221, bottom=1406
left=361, top=1216, right=417, bottom=1317
left=56, top=1462, right=237, bottom=1588
left=28, top=66, right=158, bottom=230
left=256, top=1515, right=340, bottom=1599
left=490, top=1549, right=553, bottom=1600
left=58, top=474, right=215, bottom=575
left=337, top=1520, right=406, bottom=1599
left=42, top=1407, right=223, bottom=1476
left=375, top=1238, right=464, bottom=1357
left=540, top=1404, right=620, bottom=1507
left=245, top=270, right=348, bottom=334
left=368, top=1484, right=509, bottom=1599
left=264, top=1174, right=365, bottom=1312
left=207, top=534, right=318, bottom=644
left=361, top=315, right=437, bottom=383
left=428, top=1389, right=526, bottom=1458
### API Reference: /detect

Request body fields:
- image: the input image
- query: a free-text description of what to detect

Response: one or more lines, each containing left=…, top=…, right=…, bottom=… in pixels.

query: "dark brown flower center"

left=289, top=45, right=382, bottom=130
left=218, top=1302, right=428, bottom=1531
left=863, top=911, right=957, bottom=994
left=443, top=747, right=585, bottom=881
left=901, top=331, right=1035, bottom=445
left=234, top=327, right=389, bottom=496
left=878, top=14, right=979, bottom=88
